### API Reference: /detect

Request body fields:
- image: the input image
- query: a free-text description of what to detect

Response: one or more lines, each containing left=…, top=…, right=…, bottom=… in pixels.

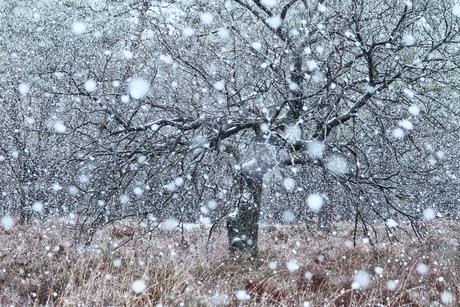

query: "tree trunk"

left=227, top=173, right=262, bottom=259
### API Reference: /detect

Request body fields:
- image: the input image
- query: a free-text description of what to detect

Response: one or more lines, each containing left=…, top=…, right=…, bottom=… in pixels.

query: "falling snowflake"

left=266, top=15, right=282, bottom=29
left=307, top=194, right=323, bottom=212
left=84, top=79, right=97, bottom=92
left=72, top=21, right=86, bottom=34
left=18, top=83, right=29, bottom=95
left=351, top=270, right=371, bottom=290
left=129, top=78, right=150, bottom=99
left=132, top=280, right=146, bottom=293
left=286, top=261, right=300, bottom=272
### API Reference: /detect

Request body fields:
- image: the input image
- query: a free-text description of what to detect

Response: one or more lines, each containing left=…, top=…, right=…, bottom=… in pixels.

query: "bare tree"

left=2, top=0, right=460, bottom=257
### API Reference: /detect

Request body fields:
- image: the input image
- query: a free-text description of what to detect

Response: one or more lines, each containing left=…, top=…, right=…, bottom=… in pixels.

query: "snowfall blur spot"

left=307, top=141, right=325, bottom=159
left=200, top=12, right=213, bottom=24
left=113, top=259, right=121, bottom=267
left=211, top=27, right=226, bottom=40
left=326, top=155, right=348, bottom=176
left=261, top=0, right=277, bottom=7
left=423, top=208, right=435, bottom=221
left=1, top=216, right=14, bottom=230
left=303, top=302, right=311, bottom=307
left=392, top=127, right=404, bottom=139
left=318, top=3, right=327, bottom=12
left=374, top=266, right=383, bottom=275
left=129, top=78, right=150, bottom=99
left=266, top=15, right=282, bottom=29
left=84, top=79, right=97, bottom=92
left=304, top=272, right=313, bottom=279
left=68, top=186, right=78, bottom=195
left=119, top=194, right=129, bottom=205
left=436, top=150, right=445, bottom=159
left=132, top=280, right=146, bottom=293
left=182, top=27, right=195, bottom=36
left=416, top=263, right=429, bottom=274
left=236, top=290, right=249, bottom=300
left=387, top=280, right=398, bottom=291
left=268, top=261, right=277, bottom=270
left=213, top=81, right=225, bottom=91
left=72, top=21, right=86, bottom=34
left=386, top=219, right=398, bottom=228
left=121, top=95, right=130, bottom=103
left=163, top=218, right=179, bottom=231
left=351, top=270, right=371, bottom=290
left=399, top=119, right=413, bottom=130
left=159, top=54, right=173, bottom=65
left=286, top=261, right=299, bottom=272
left=32, top=201, right=43, bottom=213
left=199, top=216, right=212, bottom=226
left=404, top=34, right=415, bottom=45
left=441, top=291, right=453, bottom=304
left=174, top=177, right=184, bottom=187
left=18, top=83, right=29, bottom=95
left=307, top=194, right=323, bottom=212
left=282, top=210, right=295, bottom=224
left=54, top=121, right=67, bottom=133
left=403, top=88, right=415, bottom=98
left=133, top=187, right=143, bottom=195
left=408, top=104, right=420, bottom=116
left=453, top=3, right=460, bottom=16
left=123, top=50, right=133, bottom=59
left=207, top=199, right=217, bottom=210
left=252, top=42, right=262, bottom=50
left=52, top=183, right=62, bottom=191
left=283, top=177, right=296, bottom=191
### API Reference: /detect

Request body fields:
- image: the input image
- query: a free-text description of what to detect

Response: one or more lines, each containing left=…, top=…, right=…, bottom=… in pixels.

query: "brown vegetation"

left=0, top=218, right=459, bottom=306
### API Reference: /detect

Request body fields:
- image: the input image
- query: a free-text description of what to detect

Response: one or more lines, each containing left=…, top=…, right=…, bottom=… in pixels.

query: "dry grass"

left=0, top=218, right=459, bottom=306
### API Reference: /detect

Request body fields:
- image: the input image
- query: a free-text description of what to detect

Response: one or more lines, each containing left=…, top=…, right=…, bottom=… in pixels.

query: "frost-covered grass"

left=0, top=219, right=459, bottom=306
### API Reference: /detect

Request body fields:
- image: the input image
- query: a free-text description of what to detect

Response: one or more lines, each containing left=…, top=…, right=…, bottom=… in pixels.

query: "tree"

left=2, top=0, right=460, bottom=257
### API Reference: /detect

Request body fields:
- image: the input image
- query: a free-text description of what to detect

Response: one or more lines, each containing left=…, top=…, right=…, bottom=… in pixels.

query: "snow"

left=386, top=218, right=398, bottom=228
left=404, top=34, right=416, bottom=46
left=441, top=291, right=453, bottom=303
left=268, top=261, right=277, bottom=270
left=351, top=270, right=371, bottom=289
left=282, top=210, right=295, bottom=223
left=174, top=177, right=184, bottom=187
left=123, top=50, right=133, bottom=59
left=113, top=259, right=121, bottom=267
left=72, top=21, right=86, bottom=34
left=84, top=79, right=97, bottom=92
left=307, top=194, right=323, bottom=212
left=52, top=183, right=62, bottom=191
left=454, top=3, right=460, bottom=16
left=374, top=266, right=383, bottom=275
left=266, top=16, right=282, bottom=29
left=408, top=104, right=420, bottom=116
left=392, top=128, right=404, bottom=139
left=132, top=280, right=146, bottom=293
left=217, top=28, right=229, bottom=38
left=423, top=208, right=435, bottom=221
left=286, top=261, right=299, bottom=272
left=283, top=178, right=296, bottom=191
left=326, top=156, right=348, bottom=176
left=416, top=263, right=429, bottom=274
left=1, top=216, right=14, bottom=230
left=387, top=280, right=398, bottom=291
left=399, top=119, right=413, bottom=130
left=207, top=200, right=217, bottom=210
left=307, top=141, right=324, bottom=159
left=403, top=88, right=414, bottom=98
left=182, top=27, right=195, bottom=36
left=159, top=54, right=173, bottom=65
left=261, top=0, right=277, bottom=7
left=303, top=302, right=310, bottom=307
left=252, top=42, right=262, bottom=50
left=163, top=218, right=179, bottom=231
left=32, top=202, right=43, bottom=213
left=307, top=59, right=318, bottom=71
left=213, top=81, right=225, bottom=91
left=121, top=95, right=130, bottom=103
left=236, top=290, right=249, bottom=300
left=119, top=194, right=129, bottom=204
left=318, top=3, right=327, bottom=12
left=18, top=83, right=29, bottom=95
left=200, top=12, right=213, bottom=24
left=129, top=78, right=150, bottom=99
left=112, top=80, right=120, bottom=87
left=54, top=121, right=67, bottom=133
left=133, top=187, right=143, bottom=195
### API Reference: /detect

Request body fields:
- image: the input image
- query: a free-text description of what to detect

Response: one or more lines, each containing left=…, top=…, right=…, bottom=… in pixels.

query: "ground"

left=0, top=218, right=458, bottom=306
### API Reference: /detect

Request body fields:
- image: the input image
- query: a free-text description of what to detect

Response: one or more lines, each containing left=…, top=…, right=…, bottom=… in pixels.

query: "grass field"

left=0, top=218, right=459, bottom=306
